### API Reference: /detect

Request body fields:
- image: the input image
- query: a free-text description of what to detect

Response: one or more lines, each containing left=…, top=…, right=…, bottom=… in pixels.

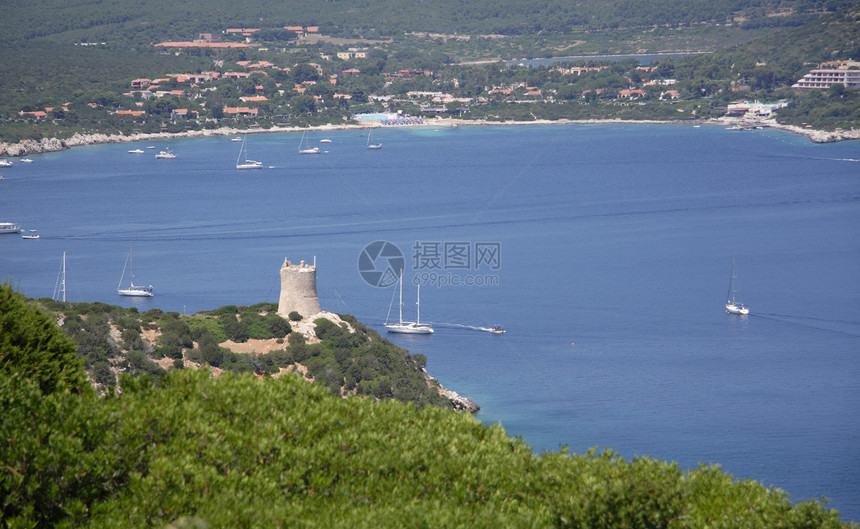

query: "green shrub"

left=265, top=312, right=292, bottom=337
left=91, top=361, right=116, bottom=386
left=0, top=282, right=88, bottom=394
left=224, top=318, right=250, bottom=343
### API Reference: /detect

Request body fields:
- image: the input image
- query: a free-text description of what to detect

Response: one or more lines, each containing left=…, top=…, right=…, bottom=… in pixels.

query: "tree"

left=290, top=94, right=316, bottom=114
left=224, top=318, right=250, bottom=343
left=0, top=282, right=88, bottom=394
left=292, top=63, right=320, bottom=84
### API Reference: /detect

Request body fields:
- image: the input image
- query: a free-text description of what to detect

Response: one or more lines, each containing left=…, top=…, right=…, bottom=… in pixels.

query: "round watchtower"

left=277, top=257, right=320, bottom=317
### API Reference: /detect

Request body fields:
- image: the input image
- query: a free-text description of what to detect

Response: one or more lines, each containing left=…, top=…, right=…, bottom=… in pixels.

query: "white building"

left=792, top=60, right=860, bottom=89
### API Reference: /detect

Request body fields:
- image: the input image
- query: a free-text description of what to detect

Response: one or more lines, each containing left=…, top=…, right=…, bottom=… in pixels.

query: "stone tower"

left=277, top=257, right=321, bottom=317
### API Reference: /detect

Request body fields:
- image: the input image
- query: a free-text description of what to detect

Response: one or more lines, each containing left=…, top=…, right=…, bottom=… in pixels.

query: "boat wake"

left=435, top=322, right=504, bottom=333
left=751, top=312, right=860, bottom=338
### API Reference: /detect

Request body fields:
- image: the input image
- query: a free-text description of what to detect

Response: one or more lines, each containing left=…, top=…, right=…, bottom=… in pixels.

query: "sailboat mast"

left=60, top=252, right=66, bottom=302
left=728, top=257, right=736, bottom=303
left=129, top=246, right=134, bottom=284
left=416, top=283, right=420, bottom=324
left=398, top=270, right=404, bottom=324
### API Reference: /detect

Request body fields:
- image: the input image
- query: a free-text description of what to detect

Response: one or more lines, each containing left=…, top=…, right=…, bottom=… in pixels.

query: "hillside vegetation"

left=2, top=0, right=848, bottom=43
left=0, top=3, right=857, bottom=146
left=1, top=283, right=856, bottom=528
left=31, top=296, right=450, bottom=408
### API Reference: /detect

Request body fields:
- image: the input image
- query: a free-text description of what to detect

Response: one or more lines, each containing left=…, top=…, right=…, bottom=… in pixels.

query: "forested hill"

left=1, top=0, right=852, bottom=43
left=1, top=283, right=856, bottom=528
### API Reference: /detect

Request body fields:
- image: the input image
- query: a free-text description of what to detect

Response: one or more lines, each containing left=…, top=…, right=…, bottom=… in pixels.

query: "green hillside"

left=1, top=283, right=857, bottom=528
left=0, top=3, right=857, bottom=146
left=2, top=0, right=847, bottom=43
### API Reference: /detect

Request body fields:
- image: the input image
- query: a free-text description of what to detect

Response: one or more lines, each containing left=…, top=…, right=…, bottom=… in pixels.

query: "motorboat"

left=0, top=222, right=22, bottom=234
left=155, top=149, right=175, bottom=159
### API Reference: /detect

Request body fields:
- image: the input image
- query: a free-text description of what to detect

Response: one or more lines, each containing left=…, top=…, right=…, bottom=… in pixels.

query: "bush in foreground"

left=1, top=368, right=853, bottom=529
left=0, top=284, right=854, bottom=528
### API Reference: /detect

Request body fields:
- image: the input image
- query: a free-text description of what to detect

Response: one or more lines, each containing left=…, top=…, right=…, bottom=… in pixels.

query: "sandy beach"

left=1, top=117, right=857, bottom=158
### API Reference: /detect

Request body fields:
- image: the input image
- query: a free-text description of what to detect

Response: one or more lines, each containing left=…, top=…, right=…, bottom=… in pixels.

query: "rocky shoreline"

left=1, top=118, right=857, bottom=158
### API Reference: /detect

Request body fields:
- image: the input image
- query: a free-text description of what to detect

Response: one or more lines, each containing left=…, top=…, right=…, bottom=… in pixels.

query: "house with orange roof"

left=155, top=41, right=249, bottom=48
left=115, top=110, right=145, bottom=117
left=19, top=110, right=48, bottom=119
left=153, top=90, right=187, bottom=98
left=171, top=109, right=198, bottom=119
left=240, top=95, right=268, bottom=102
left=223, top=107, right=259, bottom=116
left=619, top=89, right=646, bottom=99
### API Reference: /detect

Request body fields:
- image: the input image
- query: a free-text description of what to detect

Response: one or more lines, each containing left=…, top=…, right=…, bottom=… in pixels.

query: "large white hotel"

left=792, top=60, right=860, bottom=89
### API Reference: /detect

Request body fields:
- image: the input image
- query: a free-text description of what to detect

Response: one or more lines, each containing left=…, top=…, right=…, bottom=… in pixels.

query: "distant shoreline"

left=1, top=117, right=857, bottom=157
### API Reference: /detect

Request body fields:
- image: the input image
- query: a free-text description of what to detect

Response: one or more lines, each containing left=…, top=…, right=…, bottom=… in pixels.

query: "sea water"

left=1, top=123, right=858, bottom=519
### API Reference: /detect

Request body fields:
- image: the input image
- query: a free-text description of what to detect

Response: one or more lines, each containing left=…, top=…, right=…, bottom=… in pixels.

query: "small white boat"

left=725, top=258, right=749, bottom=315
left=0, top=159, right=12, bottom=167
left=22, top=232, right=40, bottom=239
left=155, top=149, right=176, bottom=159
left=366, top=130, right=382, bottom=150
left=298, top=132, right=320, bottom=154
left=235, top=137, right=263, bottom=169
left=20, top=158, right=33, bottom=163
left=320, top=138, right=333, bottom=143
left=384, top=270, right=433, bottom=334
left=117, top=247, right=153, bottom=297
left=231, top=137, right=243, bottom=142
left=0, top=222, right=22, bottom=234
left=128, top=148, right=144, bottom=154
left=490, top=326, right=505, bottom=334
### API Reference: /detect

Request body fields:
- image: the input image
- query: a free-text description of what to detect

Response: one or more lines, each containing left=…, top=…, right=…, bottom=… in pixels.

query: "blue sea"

left=2, top=123, right=859, bottom=520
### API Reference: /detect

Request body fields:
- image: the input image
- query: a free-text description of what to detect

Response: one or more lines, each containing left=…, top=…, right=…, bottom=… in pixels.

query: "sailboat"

left=298, top=131, right=320, bottom=154
left=53, top=251, right=67, bottom=302
left=235, top=136, right=263, bottom=169
left=725, top=257, right=749, bottom=315
left=117, top=247, right=153, bottom=297
left=384, top=270, right=433, bottom=334
left=366, top=129, right=382, bottom=149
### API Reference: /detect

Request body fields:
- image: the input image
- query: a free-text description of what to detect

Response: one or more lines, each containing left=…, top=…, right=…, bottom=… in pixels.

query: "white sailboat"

left=384, top=270, right=433, bottom=334
left=298, top=131, right=320, bottom=154
left=117, top=247, right=153, bottom=297
left=235, top=136, right=263, bottom=169
left=725, top=257, right=749, bottom=315
left=53, top=251, right=67, bottom=302
left=366, top=129, right=382, bottom=149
